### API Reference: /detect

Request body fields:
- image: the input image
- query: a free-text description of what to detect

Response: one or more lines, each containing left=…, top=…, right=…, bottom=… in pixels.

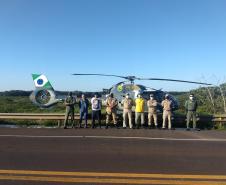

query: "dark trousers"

left=92, top=110, right=101, bottom=127
left=79, top=111, right=88, bottom=126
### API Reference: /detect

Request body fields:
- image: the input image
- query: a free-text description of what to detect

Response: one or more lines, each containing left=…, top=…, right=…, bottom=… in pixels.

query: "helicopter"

left=30, top=73, right=212, bottom=111
left=72, top=74, right=212, bottom=112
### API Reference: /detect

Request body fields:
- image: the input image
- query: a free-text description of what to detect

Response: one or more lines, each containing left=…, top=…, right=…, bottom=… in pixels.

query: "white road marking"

left=0, top=134, right=226, bottom=142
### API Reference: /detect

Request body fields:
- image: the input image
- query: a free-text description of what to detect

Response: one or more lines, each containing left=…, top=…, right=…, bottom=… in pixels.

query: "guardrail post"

left=58, top=120, right=61, bottom=128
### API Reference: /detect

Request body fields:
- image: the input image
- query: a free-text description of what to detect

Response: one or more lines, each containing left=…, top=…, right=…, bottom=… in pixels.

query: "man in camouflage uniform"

left=106, top=93, right=118, bottom=129
left=185, top=94, right=199, bottom=131
left=161, top=94, right=173, bottom=130
left=64, top=92, right=76, bottom=129
left=121, top=93, right=134, bottom=129
left=147, top=94, right=158, bottom=129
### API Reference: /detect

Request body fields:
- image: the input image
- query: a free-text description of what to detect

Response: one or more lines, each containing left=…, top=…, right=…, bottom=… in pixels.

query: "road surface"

left=0, top=128, right=226, bottom=184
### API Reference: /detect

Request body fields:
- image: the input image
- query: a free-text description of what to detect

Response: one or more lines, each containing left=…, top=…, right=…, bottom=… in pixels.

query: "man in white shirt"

left=91, top=94, right=102, bottom=129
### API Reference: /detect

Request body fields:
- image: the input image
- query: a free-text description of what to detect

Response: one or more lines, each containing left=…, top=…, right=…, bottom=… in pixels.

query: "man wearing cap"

left=185, top=94, right=198, bottom=131
left=64, top=92, right=76, bottom=129
left=147, top=94, right=158, bottom=129
left=121, top=93, right=134, bottom=129
left=106, top=93, right=118, bottom=129
left=135, top=93, right=145, bottom=129
left=161, top=94, right=173, bottom=130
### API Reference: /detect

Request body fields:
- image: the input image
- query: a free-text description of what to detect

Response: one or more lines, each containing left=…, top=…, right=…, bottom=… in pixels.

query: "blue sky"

left=0, top=0, right=226, bottom=92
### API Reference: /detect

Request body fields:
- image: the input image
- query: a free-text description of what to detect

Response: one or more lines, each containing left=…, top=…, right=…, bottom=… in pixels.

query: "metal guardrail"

left=0, top=113, right=80, bottom=120
left=0, top=113, right=225, bottom=125
left=212, top=114, right=226, bottom=122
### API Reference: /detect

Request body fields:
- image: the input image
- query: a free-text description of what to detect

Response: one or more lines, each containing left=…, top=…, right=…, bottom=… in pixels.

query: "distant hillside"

left=0, top=90, right=102, bottom=98
left=0, top=90, right=32, bottom=97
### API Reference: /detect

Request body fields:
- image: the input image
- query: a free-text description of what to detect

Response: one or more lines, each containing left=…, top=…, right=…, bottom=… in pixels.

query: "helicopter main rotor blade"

left=72, top=73, right=128, bottom=80
left=138, top=78, right=212, bottom=85
left=72, top=73, right=212, bottom=85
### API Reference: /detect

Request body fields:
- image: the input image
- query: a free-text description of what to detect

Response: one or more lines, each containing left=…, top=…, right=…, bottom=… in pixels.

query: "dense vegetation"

left=172, top=83, right=226, bottom=115
left=0, top=96, right=65, bottom=113
left=0, top=91, right=100, bottom=113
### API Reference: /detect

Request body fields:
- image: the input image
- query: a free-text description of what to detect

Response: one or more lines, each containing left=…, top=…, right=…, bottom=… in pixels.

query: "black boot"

left=115, top=123, right=120, bottom=129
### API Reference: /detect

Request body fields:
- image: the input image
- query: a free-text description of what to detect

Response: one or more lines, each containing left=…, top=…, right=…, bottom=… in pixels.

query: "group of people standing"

left=122, top=93, right=174, bottom=129
left=63, top=92, right=199, bottom=131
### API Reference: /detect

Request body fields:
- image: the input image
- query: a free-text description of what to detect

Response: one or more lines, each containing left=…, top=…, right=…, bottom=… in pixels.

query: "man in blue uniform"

left=78, top=94, right=89, bottom=128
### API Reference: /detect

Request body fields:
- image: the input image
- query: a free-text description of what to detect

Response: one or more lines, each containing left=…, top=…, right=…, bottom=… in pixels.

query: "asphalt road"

left=0, top=128, right=226, bottom=185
